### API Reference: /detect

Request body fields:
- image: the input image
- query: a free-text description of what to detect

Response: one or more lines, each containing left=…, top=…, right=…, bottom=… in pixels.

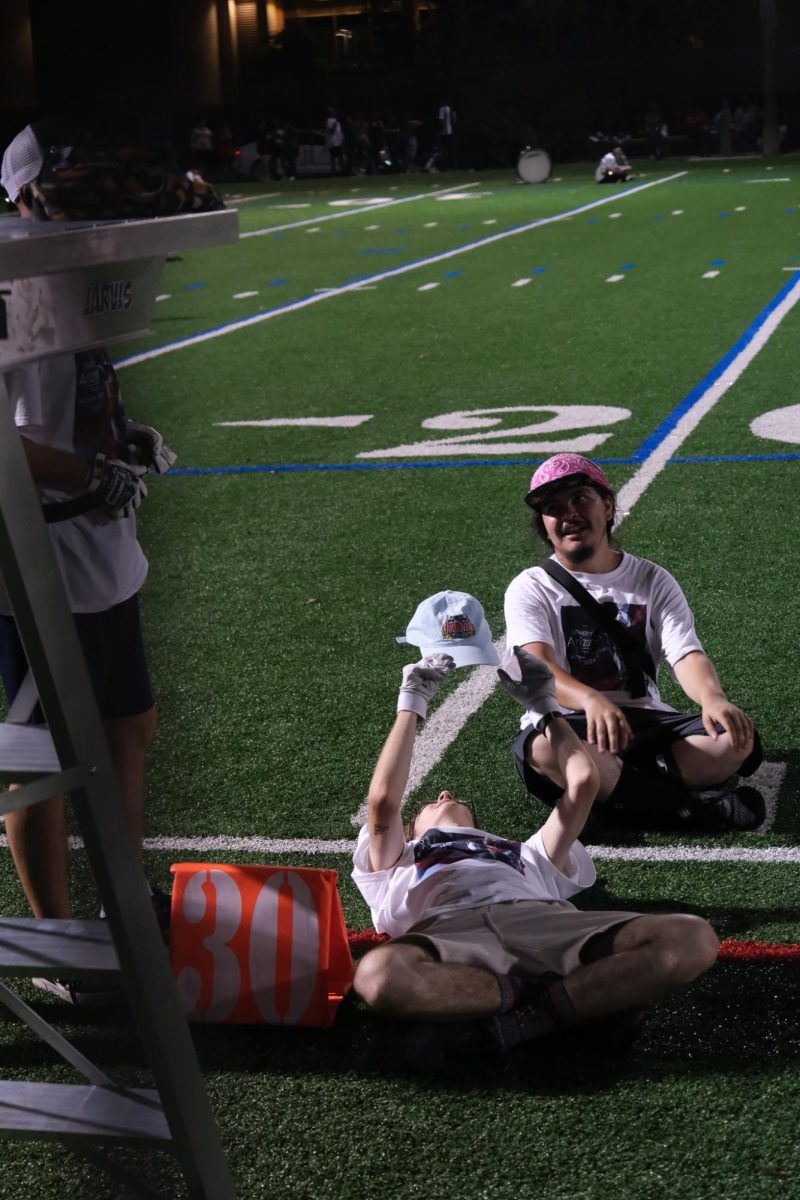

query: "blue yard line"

left=670, top=452, right=800, bottom=463
left=630, top=271, right=800, bottom=462
left=166, top=456, right=636, bottom=477
left=163, top=451, right=800, bottom=479
left=114, top=171, right=687, bottom=369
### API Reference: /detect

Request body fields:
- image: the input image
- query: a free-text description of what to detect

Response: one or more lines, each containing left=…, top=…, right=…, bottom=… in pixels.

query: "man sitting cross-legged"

left=505, top=452, right=765, bottom=833
left=352, top=649, right=719, bottom=1072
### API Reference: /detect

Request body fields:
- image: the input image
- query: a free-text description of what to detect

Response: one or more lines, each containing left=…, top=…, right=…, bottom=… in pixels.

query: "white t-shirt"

left=325, top=118, right=343, bottom=148
left=595, top=152, right=619, bottom=181
left=352, top=823, right=595, bottom=938
left=504, top=551, right=704, bottom=729
left=0, top=353, right=148, bottom=615
left=438, top=105, right=455, bottom=135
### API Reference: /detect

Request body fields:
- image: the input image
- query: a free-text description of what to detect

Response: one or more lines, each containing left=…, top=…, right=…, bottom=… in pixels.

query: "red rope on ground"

left=346, top=929, right=800, bottom=962
left=717, top=938, right=800, bottom=961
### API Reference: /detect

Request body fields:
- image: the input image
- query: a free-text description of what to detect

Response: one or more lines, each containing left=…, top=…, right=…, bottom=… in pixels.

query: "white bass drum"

left=517, top=148, right=552, bottom=184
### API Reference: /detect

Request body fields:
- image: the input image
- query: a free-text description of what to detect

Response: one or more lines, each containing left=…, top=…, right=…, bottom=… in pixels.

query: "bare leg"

left=527, top=730, right=621, bottom=800
left=671, top=731, right=754, bottom=790
left=565, top=913, right=719, bottom=1018
left=354, top=942, right=502, bottom=1019
left=4, top=706, right=156, bottom=918
left=103, top=706, right=157, bottom=857
left=4, top=795, right=72, bottom=919
left=354, top=914, right=717, bottom=1026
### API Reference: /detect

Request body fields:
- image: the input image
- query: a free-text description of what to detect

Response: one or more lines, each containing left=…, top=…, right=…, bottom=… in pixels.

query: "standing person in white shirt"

left=504, top=453, right=764, bottom=833
left=0, top=121, right=175, bottom=1000
left=352, top=647, right=718, bottom=1072
left=437, top=101, right=457, bottom=168
left=324, top=107, right=344, bottom=175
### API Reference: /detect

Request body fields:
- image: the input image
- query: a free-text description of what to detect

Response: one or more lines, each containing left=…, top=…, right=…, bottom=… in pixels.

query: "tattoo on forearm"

left=373, top=824, right=390, bottom=835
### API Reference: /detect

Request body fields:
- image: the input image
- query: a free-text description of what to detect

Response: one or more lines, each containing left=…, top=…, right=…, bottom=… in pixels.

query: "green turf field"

left=2, top=159, right=800, bottom=1198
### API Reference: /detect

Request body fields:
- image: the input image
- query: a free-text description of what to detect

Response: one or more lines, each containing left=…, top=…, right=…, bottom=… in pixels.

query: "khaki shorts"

left=394, top=900, right=640, bottom=979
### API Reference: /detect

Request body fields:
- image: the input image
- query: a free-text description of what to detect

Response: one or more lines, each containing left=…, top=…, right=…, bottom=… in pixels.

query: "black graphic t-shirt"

left=561, top=601, right=648, bottom=693
left=414, top=829, right=526, bottom=880
left=72, top=349, right=129, bottom=462
left=504, top=554, right=705, bottom=719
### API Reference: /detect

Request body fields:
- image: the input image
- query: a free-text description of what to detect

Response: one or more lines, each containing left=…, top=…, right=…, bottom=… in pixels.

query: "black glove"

left=497, top=646, right=558, bottom=714
left=87, top=453, right=148, bottom=519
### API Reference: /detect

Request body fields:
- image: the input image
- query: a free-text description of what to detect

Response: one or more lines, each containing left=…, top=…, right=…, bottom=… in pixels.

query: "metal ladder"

left=0, top=209, right=239, bottom=1198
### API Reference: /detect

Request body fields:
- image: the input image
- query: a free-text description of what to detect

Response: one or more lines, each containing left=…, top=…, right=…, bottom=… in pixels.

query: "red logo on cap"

left=441, top=614, right=476, bottom=641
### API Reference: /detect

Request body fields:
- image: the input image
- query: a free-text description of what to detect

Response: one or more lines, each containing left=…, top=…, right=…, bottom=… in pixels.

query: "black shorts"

left=0, top=594, right=154, bottom=722
left=511, top=707, right=763, bottom=806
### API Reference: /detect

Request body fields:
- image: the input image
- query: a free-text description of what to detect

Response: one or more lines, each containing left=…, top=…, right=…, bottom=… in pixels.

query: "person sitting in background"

left=595, top=146, right=632, bottom=183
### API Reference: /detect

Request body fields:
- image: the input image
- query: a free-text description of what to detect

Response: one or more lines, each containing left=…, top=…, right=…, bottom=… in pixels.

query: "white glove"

left=126, top=420, right=177, bottom=474
left=397, top=653, right=455, bottom=721
left=497, top=646, right=558, bottom=716
left=87, top=453, right=148, bottom=519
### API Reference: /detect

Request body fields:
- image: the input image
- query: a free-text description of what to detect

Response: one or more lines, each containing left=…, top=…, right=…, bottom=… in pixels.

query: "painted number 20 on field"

left=217, top=404, right=633, bottom=458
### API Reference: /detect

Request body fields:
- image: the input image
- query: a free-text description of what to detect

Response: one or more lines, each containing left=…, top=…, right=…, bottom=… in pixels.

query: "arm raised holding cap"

left=366, top=654, right=455, bottom=871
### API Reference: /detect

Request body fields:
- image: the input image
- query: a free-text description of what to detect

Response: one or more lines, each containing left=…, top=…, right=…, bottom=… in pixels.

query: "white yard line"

left=214, top=415, right=373, bottom=429
left=239, top=181, right=481, bottom=238
left=118, top=172, right=686, bottom=370
left=225, top=192, right=280, bottom=205
left=615, top=274, right=800, bottom=515
left=0, top=838, right=794, bottom=863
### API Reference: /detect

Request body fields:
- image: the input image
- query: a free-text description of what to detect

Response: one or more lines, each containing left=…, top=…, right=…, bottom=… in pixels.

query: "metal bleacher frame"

left=0, top=207, right=239, bottom=1198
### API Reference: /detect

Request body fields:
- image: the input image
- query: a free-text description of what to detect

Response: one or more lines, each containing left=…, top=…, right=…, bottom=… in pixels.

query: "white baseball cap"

left=1, top=125, right=44, bottom=203
left=396, top=590, right=500, bottom=667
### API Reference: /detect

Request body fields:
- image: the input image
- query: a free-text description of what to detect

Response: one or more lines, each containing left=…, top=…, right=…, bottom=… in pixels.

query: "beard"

left=559, top=541, right=594, bottom=564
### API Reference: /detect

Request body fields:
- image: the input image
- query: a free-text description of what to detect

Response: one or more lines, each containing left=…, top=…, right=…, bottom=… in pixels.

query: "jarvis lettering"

left=83, top=279, right=132, bottom=316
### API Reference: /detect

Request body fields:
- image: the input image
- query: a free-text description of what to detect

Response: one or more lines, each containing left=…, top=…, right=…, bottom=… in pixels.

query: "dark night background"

left=1, top=0, right=799, bottom=167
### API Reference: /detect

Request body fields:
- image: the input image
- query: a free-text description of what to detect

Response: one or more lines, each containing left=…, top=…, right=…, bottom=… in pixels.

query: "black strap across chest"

left=538, top=557, right=656, bottom=698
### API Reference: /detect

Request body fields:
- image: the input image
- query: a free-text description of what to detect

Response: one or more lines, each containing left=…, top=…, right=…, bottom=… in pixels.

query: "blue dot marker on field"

left=529, top=267, right=547, bottom=275
left=442, top=270, right=463, bottom=278
left=651, top=214, right=665, bottom=221
left=184, top=282, right=206, bottom=290
left=394, top=227, right=409, bottom=234
left=587, top=218, right=599, bottom=224
left=711, top=259, right=725, bottom=266
left=621, top=263, right=636, bottom=270
left=457, top=224, right=470, bottom=231
left=719, top=211, right=730, bottom=217
left=359, top=247, right=403, bottom=255
left=268, top=278, right=288, bottom=286
left=786, top=208, right=795, bottom=214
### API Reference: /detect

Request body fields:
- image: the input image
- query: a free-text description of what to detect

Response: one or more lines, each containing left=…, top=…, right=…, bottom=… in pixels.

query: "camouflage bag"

left=30, top=142, right=225, bottom=221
